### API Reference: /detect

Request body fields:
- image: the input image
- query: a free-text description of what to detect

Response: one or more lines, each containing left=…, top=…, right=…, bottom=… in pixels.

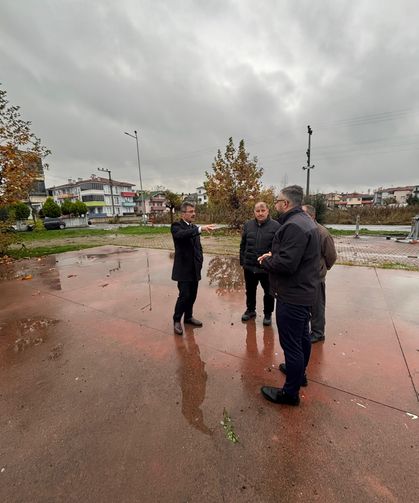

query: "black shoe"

left=241, top=310, right=256, bottom=322
left=278, top=362, right=308, bottom=387
left=261, top=386, right=300, bottom=406
left=310, top=333, right=325, bottom=343
left=263, top=314, right=272, bottom=326
left=173, top=321, right=183, bottom=335
left=184, top=317, right=203, bottom=327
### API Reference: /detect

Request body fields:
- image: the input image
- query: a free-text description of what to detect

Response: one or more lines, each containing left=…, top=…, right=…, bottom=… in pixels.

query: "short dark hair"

left=180, top=202, right=195, bottom=213
left=281, top=185, right=304, bottom=207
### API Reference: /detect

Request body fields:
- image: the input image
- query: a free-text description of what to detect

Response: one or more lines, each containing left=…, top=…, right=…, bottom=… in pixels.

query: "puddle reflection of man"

left=174, top=330, right=211, bottom=435
left=240, top=320, right=275, bottom=396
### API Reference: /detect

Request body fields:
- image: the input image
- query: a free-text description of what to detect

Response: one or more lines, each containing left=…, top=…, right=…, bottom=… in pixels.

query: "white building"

left=373, top=186, right=415, bottom=206
left=196, top=186, right=208, bottom=204
left=48, top=175, right=136, bottom=217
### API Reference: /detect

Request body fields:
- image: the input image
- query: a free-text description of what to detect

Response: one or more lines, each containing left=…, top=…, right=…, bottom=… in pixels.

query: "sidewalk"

left=1, top=246, right=418, bottom=502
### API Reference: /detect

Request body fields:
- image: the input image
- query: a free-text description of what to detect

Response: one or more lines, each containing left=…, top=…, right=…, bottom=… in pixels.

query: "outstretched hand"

left=202, top=224, right=217, bottom=232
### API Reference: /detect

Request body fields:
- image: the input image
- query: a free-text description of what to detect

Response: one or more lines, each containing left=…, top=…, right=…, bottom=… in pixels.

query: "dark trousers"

left=173, top=281, right=198, bottom=322
left=276, top=301, right=311, bottom=397
left=244, top=268, right=275, bottom=315
left=311, top=280, right=326, bottom=337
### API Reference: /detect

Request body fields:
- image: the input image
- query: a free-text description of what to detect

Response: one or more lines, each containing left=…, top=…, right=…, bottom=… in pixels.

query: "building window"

left=80, top=183, right=104, bottom=191
left=82, top=195, right=105, bottom=202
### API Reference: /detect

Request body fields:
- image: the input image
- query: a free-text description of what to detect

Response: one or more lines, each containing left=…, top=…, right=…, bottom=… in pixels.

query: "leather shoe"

left=173, top=321, right=183, bottom=335
left=310, top=333, right=325, bottom=343
left=261, top=386, right=300, bottom=406
left=184, top=317, right=203, bottom=327
left=263, top=314, right=272, bottom=326
left=278, top=362, right=308, bottom=386
left=241, top=310, right=256, bottom=322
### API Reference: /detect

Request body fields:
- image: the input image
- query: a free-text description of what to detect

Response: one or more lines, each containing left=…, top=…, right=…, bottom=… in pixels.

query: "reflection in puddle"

left=0, top=255, right=62, bottom=290
left=207, top=256, right=245, bottom=295
left=174, top=331, right=211, bottom=435
left=108, top=259, right=121, bottom=274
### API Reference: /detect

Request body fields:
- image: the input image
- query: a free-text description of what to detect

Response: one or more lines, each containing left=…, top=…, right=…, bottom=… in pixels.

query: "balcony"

left=84, top=201, right=105, bottom=207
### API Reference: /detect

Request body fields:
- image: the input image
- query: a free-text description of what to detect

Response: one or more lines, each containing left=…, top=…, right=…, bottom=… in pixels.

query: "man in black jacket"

left=172, top=202, right=216, bottom=335
left=258, top=185, right=320, bottom=406
left=240, top=202, right=280, bottom=325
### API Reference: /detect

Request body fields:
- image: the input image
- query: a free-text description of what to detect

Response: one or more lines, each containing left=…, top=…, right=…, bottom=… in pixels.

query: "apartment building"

left=373, top=186, right=415, bottom=205
left=48, top=175, right=136, bottom=217
left=135, top=191, right=169, bottom=216
left=338, top=193, right=374, bottom=208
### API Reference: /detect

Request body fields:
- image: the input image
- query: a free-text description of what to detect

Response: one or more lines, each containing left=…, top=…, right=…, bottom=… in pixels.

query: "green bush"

left=73, top=200, right=87, bottom=216
left=42, top=197, right=61, bottom=218
left=12, top=202, right=31, bottom=220
left=61, top=200, right=75, bottom=215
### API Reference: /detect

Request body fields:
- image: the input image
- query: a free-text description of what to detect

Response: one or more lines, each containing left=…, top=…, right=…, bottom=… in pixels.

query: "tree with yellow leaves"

left=204, top=138, right=264, bottom=229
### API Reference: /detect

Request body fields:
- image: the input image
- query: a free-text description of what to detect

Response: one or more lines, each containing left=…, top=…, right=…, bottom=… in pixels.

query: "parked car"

left=0, top=222, right=34, bottom=233
left=13, top=223, right=34, bottom=232
left=43, top=217, right=66, bottom=230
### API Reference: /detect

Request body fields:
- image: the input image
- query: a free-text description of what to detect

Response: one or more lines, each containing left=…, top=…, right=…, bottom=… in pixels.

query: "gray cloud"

left=1, top=0, right=418, bottom=194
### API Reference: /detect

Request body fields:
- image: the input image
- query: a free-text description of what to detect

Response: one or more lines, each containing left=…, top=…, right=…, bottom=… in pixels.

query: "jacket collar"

left=254, top=216, right=271, bottom=226
left=278, top=206, right=303, bottom=224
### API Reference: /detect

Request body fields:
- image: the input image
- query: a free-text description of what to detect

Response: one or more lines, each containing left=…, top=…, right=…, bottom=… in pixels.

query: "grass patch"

left=116, top=226, right=171, bottom=235
left=7, top=244, right=96, bottom=259
left=16, top=225, right=172, bottom=242
left=327, top=228, right=408, bottom=237
left=337, top=260, right=419, bottom=271
left=18, top=228, right=111, bottom=241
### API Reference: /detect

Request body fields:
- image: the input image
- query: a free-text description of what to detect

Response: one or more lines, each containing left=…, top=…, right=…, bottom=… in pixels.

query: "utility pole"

left=302, top=125, right=314, bottom=196
left=98, top=167, right=115, bottom=216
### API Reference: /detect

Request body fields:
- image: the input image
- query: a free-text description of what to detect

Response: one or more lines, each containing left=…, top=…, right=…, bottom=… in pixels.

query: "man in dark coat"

left=258, top=185, right=320, bottom=406
left=172, top=202, right=216, bottom=335
left=240, top=202, right=280, bottom=325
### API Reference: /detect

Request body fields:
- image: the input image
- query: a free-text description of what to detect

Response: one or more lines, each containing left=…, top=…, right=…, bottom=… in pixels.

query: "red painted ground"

left=1, top=246, right=418, bottom=502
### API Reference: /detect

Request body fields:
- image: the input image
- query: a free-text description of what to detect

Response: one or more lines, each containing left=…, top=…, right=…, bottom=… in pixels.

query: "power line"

left=141, top=107, right=419, bottom=166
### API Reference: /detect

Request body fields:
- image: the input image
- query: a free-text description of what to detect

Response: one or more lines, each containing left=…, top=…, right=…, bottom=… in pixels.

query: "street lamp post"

left=124, top=130, right=146, bottom=219
left=98, top=167, right=115, bottom=216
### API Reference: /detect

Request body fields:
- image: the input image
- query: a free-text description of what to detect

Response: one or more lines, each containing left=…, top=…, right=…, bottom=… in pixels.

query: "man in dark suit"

left=172, top=202, right=216, bottom=335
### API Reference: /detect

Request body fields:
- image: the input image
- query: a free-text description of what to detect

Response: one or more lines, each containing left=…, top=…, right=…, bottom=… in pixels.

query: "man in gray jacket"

left=240, top=202, right=279, bottom=326
left=302, top=204, right=337, bottom=343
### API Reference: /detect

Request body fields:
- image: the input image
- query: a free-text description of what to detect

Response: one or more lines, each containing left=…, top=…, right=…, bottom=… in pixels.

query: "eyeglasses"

left=276, top=199, right=287, bottom=203
left=183, top=210, right=195, bottom=213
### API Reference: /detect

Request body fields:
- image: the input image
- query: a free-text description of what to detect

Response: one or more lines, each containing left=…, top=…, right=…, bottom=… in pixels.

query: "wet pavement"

left=1, top=245, right=418, bottom=502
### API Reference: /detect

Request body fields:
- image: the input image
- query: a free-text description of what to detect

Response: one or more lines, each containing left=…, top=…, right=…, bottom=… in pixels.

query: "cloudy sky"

left=2, top=0, right=418, bottom=195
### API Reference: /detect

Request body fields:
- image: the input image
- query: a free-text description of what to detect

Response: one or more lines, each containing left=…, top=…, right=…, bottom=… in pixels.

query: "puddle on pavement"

left=0, top=255, right=62, bottom=290
left=0, top=316, right=61, bottom=363
left=58, top=247, right=138, bottom=267
left=207, top=256, right=245, bottom=294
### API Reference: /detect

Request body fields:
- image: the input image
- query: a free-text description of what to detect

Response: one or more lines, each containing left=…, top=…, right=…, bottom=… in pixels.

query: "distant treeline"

left=323, top=206, right=418, bottom=225
left=151, top=203, right=418, bottom=226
